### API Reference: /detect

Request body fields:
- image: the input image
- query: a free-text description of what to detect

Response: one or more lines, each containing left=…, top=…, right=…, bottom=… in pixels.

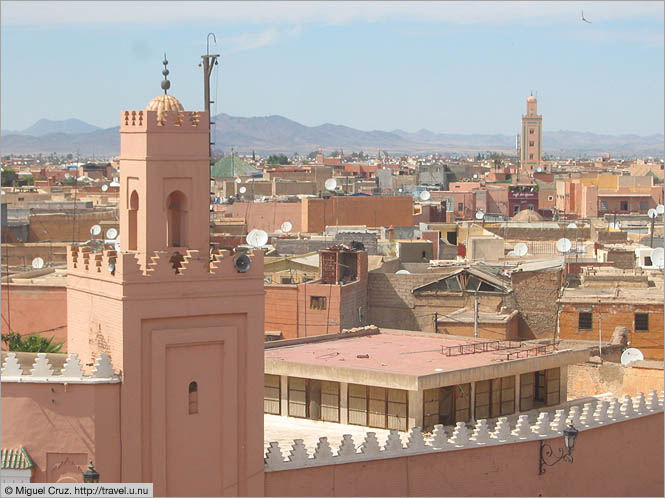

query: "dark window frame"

left=578, top=312, right=593, bottom=330
left=635, top=313, right=649, bottom=331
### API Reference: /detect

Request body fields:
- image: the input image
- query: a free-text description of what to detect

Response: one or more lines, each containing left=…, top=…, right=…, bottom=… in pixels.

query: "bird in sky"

left=581, top=10, right=592, bottom=23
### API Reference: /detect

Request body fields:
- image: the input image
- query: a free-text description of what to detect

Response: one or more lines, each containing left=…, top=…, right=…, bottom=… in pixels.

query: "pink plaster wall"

left=1, top=382, right=121, bottom=483
left=265, top=413, right=664, bottom=497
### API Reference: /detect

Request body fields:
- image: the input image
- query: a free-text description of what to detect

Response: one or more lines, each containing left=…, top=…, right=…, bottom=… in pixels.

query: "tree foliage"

left=267, top=154, right=291, bottom=165
left=1, top=332, right=64, bottom=353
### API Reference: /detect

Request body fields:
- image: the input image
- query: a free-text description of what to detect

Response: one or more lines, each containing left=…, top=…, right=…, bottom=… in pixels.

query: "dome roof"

left=512, top=209, right=544, bottom=222
left=146, top=94, right=184, bottom=119
left=527, top=96, right=537, bottom=102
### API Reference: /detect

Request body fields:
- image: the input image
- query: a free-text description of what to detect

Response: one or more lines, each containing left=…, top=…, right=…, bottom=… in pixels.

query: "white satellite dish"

left=246, top=229, right=269, bottom=247
left=101, top=184, right=109, bottom=192
left=507, top=250, right=517, bottom=257
left=514, top=242, right=528, bottom=257
left=473, top=174, right=478, bottom=179
left=280, top=221, right=293, bottom=233
left=235, top=177, right=242, bottom=184
left=556, top=237, right=572, bottom=253
left=567, top=223, right=577, bottom=229
left=419, top=190, right=431, bottom=201
left=324, top=178, right=338, bottom=191
left=395, top=269, right=411, bottom=275
left=475, top=210, right=485, bottom=220
left=536, top=167, right=543, bottom=173
left=107, top=261, right=116, bottom=274
left=106, top=228, right=118, bottom=240
left=647, top=208, right=657, bottom=219
left=31, top=257, right=45, bottom=269
left=620, top=348, right=644, bottom=366
left=656, top=204, right=664, bottom=215
left=90, top=225, right=102, bottom=237
left=239, top=186, right=247, bottom=194
left=64, top=173, right=72, bottom=180
left=114, top=240, right=121, bottom=252
left=651, top=247, right=664, bottom=268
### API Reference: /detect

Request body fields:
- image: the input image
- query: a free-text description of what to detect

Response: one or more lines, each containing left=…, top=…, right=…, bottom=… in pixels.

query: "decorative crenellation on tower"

left=520, top=94, right=543, bottom=175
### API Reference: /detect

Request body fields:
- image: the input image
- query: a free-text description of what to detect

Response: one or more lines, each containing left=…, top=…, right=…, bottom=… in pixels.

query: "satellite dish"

left=107, top=261, right=116, bottom=274
left=567, top=223, right=577, bottom=229
left=536, top=167, right=543, bottom=173
left=473, top=174, right=478, bottom=179
left=647, top=208, right=657, bottom=219
left=514, top=242, right=528, bottom=257
left=101, top=184, right=109, bottom=192
left=324, top=178, right=338, bottom=191
left=280, top=221, right=293, bottom=233
left=475, top=210, right=485, bottom=220
left=114, top=240, right=121, bottom=252
left=106, top=228, right=118, bottom=240
left=620, top=348, right=645, bottom=366
left=246, top=229, right=269, bottom=247
left=31, top=257, right=45, bottom=269
left=419, top=191, right=431, bottom=201
left=233, top=253, right=251, bottom=273
left=64, top=173, right=72, bottom=180
left=395, top=269, right=411, bottom=275
left=235, top=177, right=242, bottom=184
left=506, top=250, right=517, bottom=257
left=90, top=225, right=102, bottom=236
left=239, top=186, right=247, bottom=194
left=556, top=237, right=572, bottom=253
left=651, top=247, right=664, bottom=268
left=656, top=204, right=664, bottom=215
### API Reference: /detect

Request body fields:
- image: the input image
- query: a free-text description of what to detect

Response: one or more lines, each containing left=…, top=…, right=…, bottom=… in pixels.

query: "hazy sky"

left=2, top=1, right=663, bottom=135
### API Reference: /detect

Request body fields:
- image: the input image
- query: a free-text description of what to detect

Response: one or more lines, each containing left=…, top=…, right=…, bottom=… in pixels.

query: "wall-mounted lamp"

left=539, top=424, right=579, bottom=475
left=82, top=461, right=100, bottom=483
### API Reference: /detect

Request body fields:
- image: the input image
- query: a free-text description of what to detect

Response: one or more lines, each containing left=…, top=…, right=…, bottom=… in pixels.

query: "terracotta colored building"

left=520, top=95, right=543, bottom=174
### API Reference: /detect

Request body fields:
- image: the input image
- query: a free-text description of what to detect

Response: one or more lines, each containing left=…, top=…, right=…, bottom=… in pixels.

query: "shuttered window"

left=348, top=384, right=368, bottom=426
left=288, top=377, right=307, bottom=418
left=321, top=380, right=340, bottom=423
left=545, top=368, right=560, bottom=406
left=520, top=373, right=535, bottom=412
left=474, top=380, right=491, bottom=419
left=368, top=386, right=387, bottom=429
left=387, top=389, right=407, bottom=432
left=500, top=376, right=515, bottom=416
left=264, top=374, right=281, bottom=415
left=454, top=383, right=471, bottom=423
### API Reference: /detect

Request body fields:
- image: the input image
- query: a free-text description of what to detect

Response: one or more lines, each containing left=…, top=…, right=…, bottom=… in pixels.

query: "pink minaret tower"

left=66, top=56, right=265, bottom=496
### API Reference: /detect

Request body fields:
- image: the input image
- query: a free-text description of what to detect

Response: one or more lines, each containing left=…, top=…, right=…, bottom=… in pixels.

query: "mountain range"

left=1, top=115, right=663, bottom=158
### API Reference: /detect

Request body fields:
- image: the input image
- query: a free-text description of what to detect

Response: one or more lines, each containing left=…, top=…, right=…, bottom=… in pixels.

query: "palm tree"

left=1, top=332, right=64, bottom=353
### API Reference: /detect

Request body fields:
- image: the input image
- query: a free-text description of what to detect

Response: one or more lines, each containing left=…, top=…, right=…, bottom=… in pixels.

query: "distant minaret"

left=520, top=93, right=543, bottom=174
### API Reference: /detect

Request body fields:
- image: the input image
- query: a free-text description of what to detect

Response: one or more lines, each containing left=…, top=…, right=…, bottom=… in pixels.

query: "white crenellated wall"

left=1, top=352, right=120, bottom=383
left=264, top=390, right=664, bottom=471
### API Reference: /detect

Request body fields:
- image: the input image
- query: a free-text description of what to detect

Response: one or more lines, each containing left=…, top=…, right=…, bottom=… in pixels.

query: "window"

left=529, top=128, right=534, bottom=135
left=635, top=313, right=649, bottom=331
left=529, top=154, right=534, bottom=160
left=640, top=200, right=648, bottom=211
left=457, top=202, right=464, bottom=211
left=548, top=196, right=554, bottom=201
left=166, top=190, right=187, bottom=247
left=310, top=296, right=327, bottom=310
left=578, top=312, right=592, bottom=330
left=528, top=204, right=534, bottom=211
left=188, top=381, right=198, bottom=414
left=128, top=190, right=139, bottom=250
left=600, top=200, right=608, bottom=211
left=620, top=201, right=628, bottom=211
left=513, top=205, right=520, bottom=214
left=529, top=141, right=534, bottom=147
left=645, top=256, right=653, bottom=267
left=264, top=375, right=281, bottom=415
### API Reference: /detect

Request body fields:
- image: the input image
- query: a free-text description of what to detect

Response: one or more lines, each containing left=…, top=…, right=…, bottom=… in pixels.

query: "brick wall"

left=510, top=268, right=563, bottom=339
left=1, top=285, right=67, bottom=349
left=28, top=210, right=117, bottom=242
left=607, top=249, right=635, bottom=269
left=483, top=225, right=591, bottom=241
left=559, top=302, right=664, bottom=360
left=265, top=285, right=299, bottom=339
left=567, top=361, right=664, bottom=398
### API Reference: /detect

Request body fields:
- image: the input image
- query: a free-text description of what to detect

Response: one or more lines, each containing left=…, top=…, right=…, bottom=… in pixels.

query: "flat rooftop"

left=265, top=329, right=589, bottom=390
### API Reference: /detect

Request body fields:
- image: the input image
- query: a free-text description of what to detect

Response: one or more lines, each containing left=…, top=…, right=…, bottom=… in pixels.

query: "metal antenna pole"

left=200, top=33, right=220, bottom=163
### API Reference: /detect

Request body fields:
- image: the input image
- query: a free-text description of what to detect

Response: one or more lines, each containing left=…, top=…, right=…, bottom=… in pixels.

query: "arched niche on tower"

left=166, top=190, right=188, bottom=248
left=129, top=190, right=139, bottom=251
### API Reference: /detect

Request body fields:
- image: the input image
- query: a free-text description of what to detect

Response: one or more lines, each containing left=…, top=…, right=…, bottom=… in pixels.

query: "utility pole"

left=200, top=33, right=220, bottom=164
left=473, top=290, right=479, bottom=338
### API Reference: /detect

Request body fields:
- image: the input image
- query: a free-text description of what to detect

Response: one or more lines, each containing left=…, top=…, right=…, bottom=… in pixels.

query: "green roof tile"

left=1, top=447, right=34, bottom=470
left=211, top=154, right=259, bottom=178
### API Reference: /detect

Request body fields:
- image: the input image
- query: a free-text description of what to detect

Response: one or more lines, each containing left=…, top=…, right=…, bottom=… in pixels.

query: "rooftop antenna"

left=200, top=33, right=220, bottom=166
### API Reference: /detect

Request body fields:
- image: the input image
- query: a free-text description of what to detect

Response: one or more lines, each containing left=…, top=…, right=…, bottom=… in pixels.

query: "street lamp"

left=539, top=424, right=579, bottom=475
left=82, top=461, right=100, bottom=483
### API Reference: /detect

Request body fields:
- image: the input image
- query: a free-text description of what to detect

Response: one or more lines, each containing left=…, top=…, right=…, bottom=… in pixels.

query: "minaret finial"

left=161, top=53, right=171, bottom=95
